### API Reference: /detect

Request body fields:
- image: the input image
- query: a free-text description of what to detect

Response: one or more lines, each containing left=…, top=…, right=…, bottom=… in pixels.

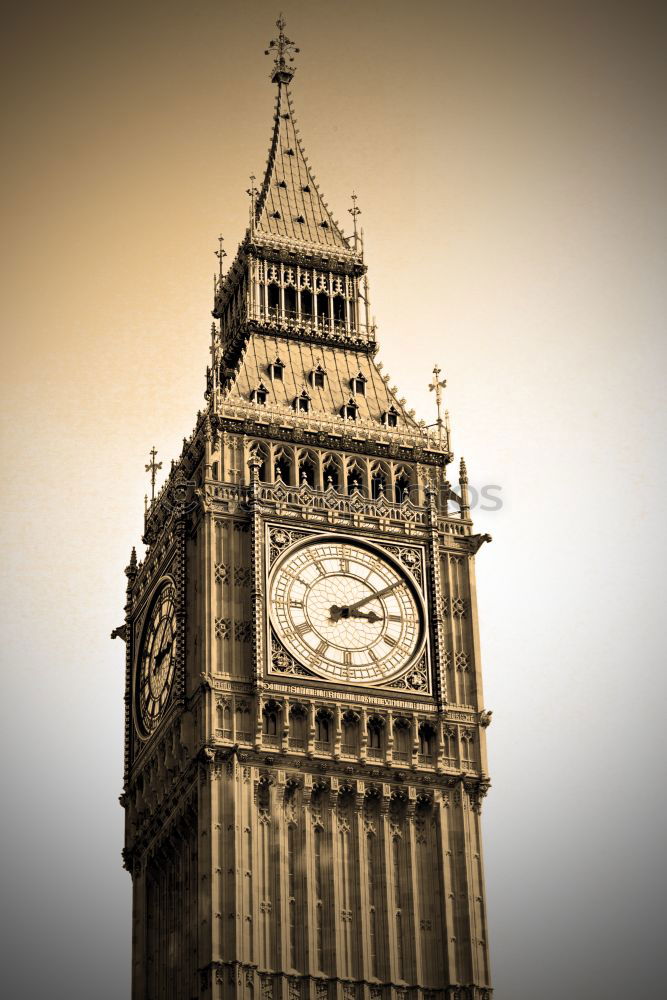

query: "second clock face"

left=136, top=580, right=177, bottom=736
left=269, top=536, right=425, bottom=684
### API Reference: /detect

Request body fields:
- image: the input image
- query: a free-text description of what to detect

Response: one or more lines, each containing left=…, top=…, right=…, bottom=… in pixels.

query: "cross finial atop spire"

left=145, top=446, right=162, bottom=501
left=265, top=13, right=300, bottom=85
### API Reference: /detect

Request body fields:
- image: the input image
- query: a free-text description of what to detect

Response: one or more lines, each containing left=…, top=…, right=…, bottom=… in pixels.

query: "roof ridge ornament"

left=265, top=13, right=300, bottom=85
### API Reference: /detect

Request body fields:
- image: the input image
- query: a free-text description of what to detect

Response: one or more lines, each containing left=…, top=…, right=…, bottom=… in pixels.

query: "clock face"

left=269, top=536, right=425, bottom=684
left=136, top=580, right=177, bottom=737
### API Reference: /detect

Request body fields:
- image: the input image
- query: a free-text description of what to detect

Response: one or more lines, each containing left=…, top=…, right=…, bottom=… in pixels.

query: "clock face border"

left=266, top=530, right=428, bottom=688
left=133, top=575, right=178, bottom=741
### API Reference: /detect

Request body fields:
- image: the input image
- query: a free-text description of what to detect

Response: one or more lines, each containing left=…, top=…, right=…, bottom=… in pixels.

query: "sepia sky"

left=1, top=1, right=666, bottom=997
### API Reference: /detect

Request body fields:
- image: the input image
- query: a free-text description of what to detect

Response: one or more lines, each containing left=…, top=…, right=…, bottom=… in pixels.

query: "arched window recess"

left=314, top=707, right=334, bottom=748
left=297, top=450, right=317, bottom=487
left=383, top=405, right=399, bottom=428
left=341, top=398, right=358, bottom=421
left=274, top=447, right=293, bottom=484
left=294, top=388, right=311, bottom=414
left=350, top=371, right=367, bottom=396
left=418, top=721, right=437, bottom=762
left=310, top=364, right=326, bottom=389
left=367, top=714, right=385, bottom=757
left=250, top=383, right=268, bottom=405
left=269, top=357, right=285, bottom=381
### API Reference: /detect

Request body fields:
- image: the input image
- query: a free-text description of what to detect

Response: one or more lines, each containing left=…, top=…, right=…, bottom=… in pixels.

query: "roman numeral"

left=296, top=622, right=312, bottom=636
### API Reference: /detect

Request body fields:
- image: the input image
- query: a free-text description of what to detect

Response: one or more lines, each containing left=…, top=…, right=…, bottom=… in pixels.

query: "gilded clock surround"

left=118, top=17, right=493, bottom=1000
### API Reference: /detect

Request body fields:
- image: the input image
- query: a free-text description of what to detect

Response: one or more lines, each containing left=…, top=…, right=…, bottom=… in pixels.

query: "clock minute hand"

left=346, top=582, right=399, bottom=613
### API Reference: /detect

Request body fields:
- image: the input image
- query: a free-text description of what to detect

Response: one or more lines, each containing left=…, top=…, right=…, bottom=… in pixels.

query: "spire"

left=254, top=16, right=351, bottom=252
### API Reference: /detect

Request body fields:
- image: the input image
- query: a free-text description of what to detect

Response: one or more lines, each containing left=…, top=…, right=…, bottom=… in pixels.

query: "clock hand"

left=330, top=584, right=399, bottom=622
left=153, top=639, right=173, bottom=671
left=346, top=582, right=400, bottom=612
left=348, top=609, right=384, bottom=623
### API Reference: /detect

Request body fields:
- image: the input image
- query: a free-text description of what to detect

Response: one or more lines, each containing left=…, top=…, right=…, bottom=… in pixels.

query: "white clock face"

left=269, top=536, right=425, bottom=684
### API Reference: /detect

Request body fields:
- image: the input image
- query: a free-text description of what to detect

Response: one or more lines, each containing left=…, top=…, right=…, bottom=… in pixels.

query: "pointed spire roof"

left=253, top=16, right=351, bottom=253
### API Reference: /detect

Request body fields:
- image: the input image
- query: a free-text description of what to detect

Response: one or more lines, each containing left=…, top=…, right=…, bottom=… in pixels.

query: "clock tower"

left=119, top=17, right=493, bottom=1000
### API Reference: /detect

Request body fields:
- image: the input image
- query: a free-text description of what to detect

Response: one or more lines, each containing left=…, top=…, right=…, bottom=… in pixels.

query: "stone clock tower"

left=118, top=17, right=493, bottom=1000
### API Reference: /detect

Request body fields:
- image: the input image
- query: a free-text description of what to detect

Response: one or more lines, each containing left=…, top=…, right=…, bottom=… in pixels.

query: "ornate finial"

left=349, top=192, right=361, bottom=251
left=428, top=365, right=447, bottom=445
left=246, top=174, right=258, bottom=231
left=214, top=234, right=226, bottom=279
left=126, top=546, right=137, bottom=577
left=459, top=457, right=468, bottom=483
left=145, top=446, right=162, bottom=501
left=265, top=13, right=299, bottom=84
left=248, top=455, right=262, bottom=488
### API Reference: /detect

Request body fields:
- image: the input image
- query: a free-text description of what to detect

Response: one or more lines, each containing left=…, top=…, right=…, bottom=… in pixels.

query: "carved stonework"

left=384, top=542, right=424, bottom=586
left=268, top=524, right=309, bottom=564
left=270, top=634, right=314, bottom=677
left=234, top=620, right=252, bottom=641
left=384, top=654, right=430, bottom=693
left=215, top=616, right=231, bottom=639
left=456, top=651, right=469, bottom=671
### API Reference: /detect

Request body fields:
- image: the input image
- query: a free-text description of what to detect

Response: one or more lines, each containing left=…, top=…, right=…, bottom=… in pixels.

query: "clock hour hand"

left=329, top=604, right=388, bottom=623
left=153, top=639, right=173, bottom=671
left=348, top=609, right=383, bottom=623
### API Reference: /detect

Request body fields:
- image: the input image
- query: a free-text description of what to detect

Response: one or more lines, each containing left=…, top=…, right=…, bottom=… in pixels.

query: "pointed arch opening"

left=297, top=449, right=317, bottom=487
left=370, top=461, right=390, bottom=500
left=394, top=466, right=412, bottom=504
left=367, top=714, right=385, bottom=758
left=341, top=709, right=360, bottom=756
left=316, top=291, right=329, bottom=328
left=418, top=721, right=437, bottom=763
left=249, top=441, right=270, bottom=483
left=346, top=458, right=366, bottom=495
left=284, top=285, right=297, bottom=317
left=315, top=707, right=333, bottom=749
left=393, top=717, right=411, bottom=763
left=288, top=703, right=308, bottom=750
left=267, top=282, right=280, bottom=315
left=333, top=294, right=345, bottom=324
left=274, top=447, right=293, bottom=485
left=323, top=455, right=342, bottom=491
left=300, top=287, right=313, bottom=320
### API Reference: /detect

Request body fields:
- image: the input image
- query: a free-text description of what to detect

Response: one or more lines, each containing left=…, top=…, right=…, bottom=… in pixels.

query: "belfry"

left=118, top=16, right=493, bottom=1000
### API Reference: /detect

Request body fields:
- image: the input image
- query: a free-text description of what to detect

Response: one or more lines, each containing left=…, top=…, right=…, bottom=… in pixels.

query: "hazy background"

left=1, top=1, right=666, bottom=997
